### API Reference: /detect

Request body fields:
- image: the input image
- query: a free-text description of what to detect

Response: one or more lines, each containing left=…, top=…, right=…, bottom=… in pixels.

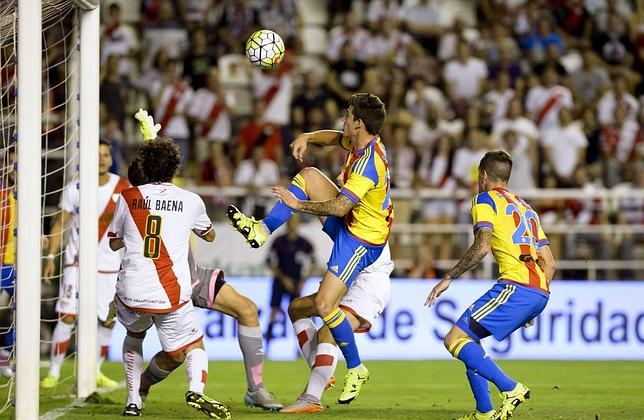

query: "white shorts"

left=116, top=299, right=203, bottom=354
left=339, top=268, right=392, bottom=333
left=54, top=266, right=118, bottom=322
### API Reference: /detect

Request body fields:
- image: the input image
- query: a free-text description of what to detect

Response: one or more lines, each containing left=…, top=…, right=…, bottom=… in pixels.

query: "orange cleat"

left=280, top=394, right=324, bottom=413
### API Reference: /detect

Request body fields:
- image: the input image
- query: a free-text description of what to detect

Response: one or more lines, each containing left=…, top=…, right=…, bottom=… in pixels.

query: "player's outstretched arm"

left=290, top=130, right=343, bottom=161
left=425, top=228, right=492, bottom=306
left=537, top=245, right=555, bottom=283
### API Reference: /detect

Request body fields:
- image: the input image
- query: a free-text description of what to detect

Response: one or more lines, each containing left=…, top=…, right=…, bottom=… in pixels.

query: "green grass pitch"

left=4, top=359, right=644, bottom=419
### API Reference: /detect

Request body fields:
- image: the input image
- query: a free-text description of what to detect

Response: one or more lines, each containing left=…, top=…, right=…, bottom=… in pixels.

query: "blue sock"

left=323, top=308, right=361, bottom=369
left=449, top=338, right=516, bottom=392
left=466, top=369, right=494, bottom=413
left=263, top=174, right=308, bottom=233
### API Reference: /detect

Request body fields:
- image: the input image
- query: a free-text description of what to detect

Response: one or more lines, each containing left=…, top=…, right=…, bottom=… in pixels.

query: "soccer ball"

left=245, top=29, right=285, bottom=70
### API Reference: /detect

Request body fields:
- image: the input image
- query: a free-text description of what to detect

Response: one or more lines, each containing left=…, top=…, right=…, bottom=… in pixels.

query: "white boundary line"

left=39, top=382, right=125, bottom=420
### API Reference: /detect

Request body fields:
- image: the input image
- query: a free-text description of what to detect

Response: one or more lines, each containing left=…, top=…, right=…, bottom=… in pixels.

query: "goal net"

left=0, top=1, right=98, bottom=417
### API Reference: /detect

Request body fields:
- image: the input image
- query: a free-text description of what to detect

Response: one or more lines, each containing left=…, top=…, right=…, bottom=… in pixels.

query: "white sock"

left=305, top=343, right=337, bottom=400
left=49, top=320, right=74, bottom=378
left=123, top=335, right=144, bottom=407
left=97, top=324, right=112, bottom=372
left=293, top=318, right=317, bottom=367
left=185, top=348, right=208, bottom=393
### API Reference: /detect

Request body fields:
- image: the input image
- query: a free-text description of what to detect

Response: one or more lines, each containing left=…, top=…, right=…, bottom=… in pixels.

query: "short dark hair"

left=137, top=137, right=181, bottom=183
left=479, top=150, right=513, bottom=182
left=99, top=139, right=111, bottom=148
left=127, top=156, right=146, bottom=186
left=348, top=93, right=386, bottom=136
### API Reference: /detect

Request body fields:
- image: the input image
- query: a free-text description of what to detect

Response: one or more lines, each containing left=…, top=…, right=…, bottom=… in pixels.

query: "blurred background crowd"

left=38, top=0, right=644, bottom=279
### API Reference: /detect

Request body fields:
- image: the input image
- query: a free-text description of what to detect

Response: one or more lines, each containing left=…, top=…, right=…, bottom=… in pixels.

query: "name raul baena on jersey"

left=132, top=197, right=184, bottom=212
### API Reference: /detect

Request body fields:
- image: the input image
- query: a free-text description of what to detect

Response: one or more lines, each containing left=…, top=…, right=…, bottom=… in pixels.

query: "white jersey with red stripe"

left=525, top=84, right=573, bottom=130
left=59, top=173, right=129, bottom=272
left=108, top=183, right=212, bottom=313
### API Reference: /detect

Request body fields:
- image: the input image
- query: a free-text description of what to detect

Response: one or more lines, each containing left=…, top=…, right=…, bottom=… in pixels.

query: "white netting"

left=0, top=0, right=80, bottom=415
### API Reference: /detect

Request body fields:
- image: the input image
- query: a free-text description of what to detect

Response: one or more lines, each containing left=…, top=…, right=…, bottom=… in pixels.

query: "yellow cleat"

left=41, top=375, right=59, bottom=389
left=497, top=383, right=530, bottom=420
left=456, top=409, right=497, bottom=420
left=96, top=371, right=119, bottom=388
left=226, top=205, right=269, bottom=248
left=338, top=366, right=369, bottom=404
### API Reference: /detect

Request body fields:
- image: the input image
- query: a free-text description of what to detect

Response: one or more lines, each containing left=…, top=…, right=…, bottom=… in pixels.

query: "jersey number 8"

left=143, top=214, right=162, bottom=259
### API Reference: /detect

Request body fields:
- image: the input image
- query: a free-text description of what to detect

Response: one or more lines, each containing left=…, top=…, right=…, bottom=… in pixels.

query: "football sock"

left=140, top=353, right=172, bottom=392
left=238, top=324, right=264, bottom=392
left=263, top=174, right=308, bottom=233
left=293, top=318, right=318, bottom=367
left=185, top=348, right=208, bottom=393
left=97, top=324, right=112, bottom=372
left=322, top=308, right=361, bottom=369
left=49, top=319, right=74, bottom=378
left=449, top=338, right=516, bottom=392
left=306, top=342, right=337, bottom=400
left=123, top=335, right=144, bottom=407
left=466, top=368, right=494, bottom=413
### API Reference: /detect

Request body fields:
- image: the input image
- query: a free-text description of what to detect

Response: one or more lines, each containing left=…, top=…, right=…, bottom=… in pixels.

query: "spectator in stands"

left=251, top=56, right=295, bottom=127
left=366, top=18, right=413, bottom=66
left=593, top=13, right=634, bottom=68
left=532, top=43, right=568, bottom=77
left=442, top=40, right=488, bottom=116
left=553, top=0, right=593, bottom=44
left=487, top=44, right=523, bottom=86
left=198, top=142, right=233, bottom=187
left=597, top=76, right=640, bottom=125
left=265, top=215, right=314, bottom=357
left=417, top=134, right=456, bottom=262
left=406, top=42, right=441, bottom=86
left=581, top=106, right=603, bottom=166
left=400, top=0, right=444, bottom=54
left=101, top=2, right=138, bottom=80
left=493, top=97, right=539, bottom=176
left=327, top=42, right=367, bottom=104
left=500, top=129, right=536, bottom=190
left=389, top=125, right=416, bottom=190
left=188, top=67, right=234, bottom=149
left=176, top=0, right=215, bottom=30
left=291, top=72, right=337, bottom=131
left=405, top=77, right=448, bottom=121
left=216, top=0, right=257, bottom=53
left=133, top=47, right=169, bottom=101
left=589, top=0, right=634, bottom=32
left=409, top=102, right=463, bottom=150
left=151, top=59, right=194, bottom=169
left=600, top=104, right=641, bottom=186
left=452, top=128, right=489, bottom=190
left=99, top=55, right=127, bottom=128
left=479, top=22, right=518, bottom=65
left=615, top=164, right=644, bottom=279
left=437, top=17, right=480, bottom=62
left=183, top=29, right=217, bottom=90
left=326, top=11, right=371, bottom=62
left=541, top=107, right=588, bottom=186
left=570, top=48, right=611, bottom=107
left=143, top=0, right=189, bottom=69
left=366, top=0, right=402, bottom=28
left=257, top=0, right=296, bottom=43
left=233, top=143, right=280, bottom=218
left=525, top=66, right=574, bottom=131
left=483, top=71, right=515, bottom=123
left=236, top=101, right=284, bottom=167
left=521, top=16, right=565, bottom=63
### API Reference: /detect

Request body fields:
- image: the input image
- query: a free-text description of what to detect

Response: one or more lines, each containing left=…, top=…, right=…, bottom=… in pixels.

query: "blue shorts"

left=322, top=216, right=384, bottom=288
left=456, top=281, right=549, bottom=342
left=1, top=265, right=15, bottom=298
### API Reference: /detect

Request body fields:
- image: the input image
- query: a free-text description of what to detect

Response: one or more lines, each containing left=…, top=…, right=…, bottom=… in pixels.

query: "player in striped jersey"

left=425, top=151, right=555, bottom=420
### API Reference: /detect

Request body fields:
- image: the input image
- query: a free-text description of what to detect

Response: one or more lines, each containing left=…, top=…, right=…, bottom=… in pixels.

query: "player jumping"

left=425, top=150, right=555, bottom=420
left=41, top=140, right=129, bottom=389
left=128, top=110, right=282, bottom=412
left=228, top=92, right=393, bottom=404
left=108, top=139, right=230, bottom=418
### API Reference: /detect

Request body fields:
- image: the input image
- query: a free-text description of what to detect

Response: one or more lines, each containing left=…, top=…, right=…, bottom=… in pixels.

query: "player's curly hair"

left=127, top=155, right=146, bottom=186
left=136, top=137, right=181, bottom=183
left=349, top=93, right=386, bottom=136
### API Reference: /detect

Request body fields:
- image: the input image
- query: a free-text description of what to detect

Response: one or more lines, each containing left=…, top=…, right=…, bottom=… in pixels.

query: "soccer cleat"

left=497, top=382, right=530, bottom=420
left=226, top=205, right=268, bottom=248
left=186, top=391, right=232, bottom=419
left=121, top=403, right=141, bottom=416
left=280, top=394, right=324, bottom=413
left=338, top=366, right=369, bottom=404
left=41, top=375, right=59, bottom=388
left=96, top=371, right=119, bottom=388
left=456, top=409, right=497, bottom=420
left=244, top=387, right=283, bottom=411
left=325, top=375, right=336, bottom=391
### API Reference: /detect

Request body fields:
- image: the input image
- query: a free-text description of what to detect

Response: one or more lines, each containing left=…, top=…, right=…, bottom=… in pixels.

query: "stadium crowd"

left=47, top=0, right=644, bottom=277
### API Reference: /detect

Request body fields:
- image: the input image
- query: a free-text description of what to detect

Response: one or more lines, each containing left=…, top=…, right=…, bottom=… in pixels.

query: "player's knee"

left=287, top=297, right=304, bottom=320
left=298, top=166, right=322, bottom=182
left=237, top=297, right=258, bottom=322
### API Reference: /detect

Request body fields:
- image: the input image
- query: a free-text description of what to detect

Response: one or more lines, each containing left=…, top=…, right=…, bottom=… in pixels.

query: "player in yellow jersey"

left=228, top=93, right=392, bottom=406
left=0, top=147, right=16, bottom=376
left=425, top=150, right=555, bottom=420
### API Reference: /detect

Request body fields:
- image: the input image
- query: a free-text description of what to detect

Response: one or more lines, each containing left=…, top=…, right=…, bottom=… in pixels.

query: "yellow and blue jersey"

left=471, top=187, right=550, bottom=293
left=0, top=188, right=16, bottom=266
left=338, top=135, right=393, bottom=246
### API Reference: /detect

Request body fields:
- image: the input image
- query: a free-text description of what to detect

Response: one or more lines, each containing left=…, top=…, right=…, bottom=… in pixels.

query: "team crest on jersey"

left=112, top=193, right=119, bottom=202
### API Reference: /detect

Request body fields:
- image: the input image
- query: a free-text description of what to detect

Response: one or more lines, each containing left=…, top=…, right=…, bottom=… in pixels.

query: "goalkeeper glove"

left=134, top=108, right=161, bottom=140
